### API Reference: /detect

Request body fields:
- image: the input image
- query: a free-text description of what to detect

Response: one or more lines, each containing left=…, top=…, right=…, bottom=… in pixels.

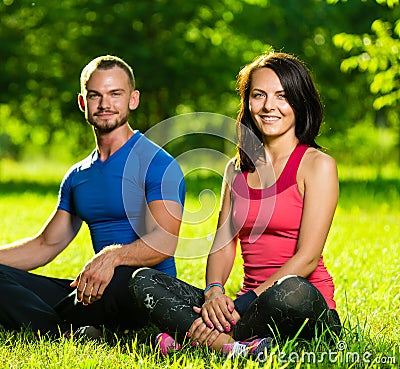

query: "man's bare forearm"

left=105, top=227, right=179, bottom=268
left=0, top=236, right=61, bottom=270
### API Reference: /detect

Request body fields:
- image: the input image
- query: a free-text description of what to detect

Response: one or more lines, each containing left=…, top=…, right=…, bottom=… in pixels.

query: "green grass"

left=0, top=159, right=399, bottom=368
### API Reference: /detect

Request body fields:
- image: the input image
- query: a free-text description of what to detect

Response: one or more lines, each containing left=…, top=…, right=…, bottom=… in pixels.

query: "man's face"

left=84, top=66, right=139, bottom=134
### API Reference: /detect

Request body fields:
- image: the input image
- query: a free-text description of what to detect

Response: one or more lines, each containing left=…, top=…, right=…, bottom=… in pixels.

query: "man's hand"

left=70, top=245, right=120, bottom=305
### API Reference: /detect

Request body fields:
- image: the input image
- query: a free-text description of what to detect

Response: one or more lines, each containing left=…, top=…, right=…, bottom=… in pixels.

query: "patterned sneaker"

left=75, top=325, right=103, bottom=340
left=63, top=325, right=103, bottom=340
left=222, top=337, right=273, bottom=360
left=155, top=333, right=181, bottom=355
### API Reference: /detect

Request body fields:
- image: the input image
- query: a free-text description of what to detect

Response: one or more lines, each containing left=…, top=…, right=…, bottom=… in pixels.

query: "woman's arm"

left=191, top=161, right=240, bottom=336
left=205, top=178, right=237, bottom=286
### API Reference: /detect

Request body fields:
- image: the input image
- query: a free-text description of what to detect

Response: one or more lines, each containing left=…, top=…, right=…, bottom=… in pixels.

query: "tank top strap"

left=277, top=144, right=309, bottom=194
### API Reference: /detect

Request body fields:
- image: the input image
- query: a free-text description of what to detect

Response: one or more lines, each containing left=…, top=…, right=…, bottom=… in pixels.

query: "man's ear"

left=129, top=90, right=140, bottom=111
left=78, top=94, right=86, bottom=112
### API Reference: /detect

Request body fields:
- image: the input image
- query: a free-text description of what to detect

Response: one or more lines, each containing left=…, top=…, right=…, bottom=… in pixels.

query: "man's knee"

left=0, top=263, right=19, bottom=275
left=0, top=264, right=29, bottom=285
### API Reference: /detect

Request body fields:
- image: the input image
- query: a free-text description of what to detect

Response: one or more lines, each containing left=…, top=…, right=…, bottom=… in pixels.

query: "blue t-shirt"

left=57, top=131, right=185, bottom=276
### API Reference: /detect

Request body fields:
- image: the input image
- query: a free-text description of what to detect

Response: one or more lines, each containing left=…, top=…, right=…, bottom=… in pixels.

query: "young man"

left=0, top=55, right=185, bottom=337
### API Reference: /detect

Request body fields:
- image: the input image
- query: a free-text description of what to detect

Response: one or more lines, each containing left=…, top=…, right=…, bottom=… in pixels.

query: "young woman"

left=129, top=52, right=341, bottom=359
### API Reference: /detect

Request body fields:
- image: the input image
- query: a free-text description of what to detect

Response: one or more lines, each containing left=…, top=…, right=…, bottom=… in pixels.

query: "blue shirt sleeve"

left=57, top=166, right=76, bottom=215
left=145, top=150, right=186, bottom=208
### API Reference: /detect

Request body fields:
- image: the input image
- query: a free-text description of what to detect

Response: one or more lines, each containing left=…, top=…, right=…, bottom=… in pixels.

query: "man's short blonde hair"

left=80, top=55, right=135, bottom=94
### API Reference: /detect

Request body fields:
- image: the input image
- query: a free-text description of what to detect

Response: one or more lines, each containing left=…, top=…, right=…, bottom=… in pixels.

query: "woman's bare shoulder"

left=303, top=148, right=337, bottom=170
left=300, top=148, right=338, bottom=182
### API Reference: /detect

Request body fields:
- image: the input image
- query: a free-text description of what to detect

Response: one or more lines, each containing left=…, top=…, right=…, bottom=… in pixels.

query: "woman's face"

left=249, top=67, right=296, bottom=142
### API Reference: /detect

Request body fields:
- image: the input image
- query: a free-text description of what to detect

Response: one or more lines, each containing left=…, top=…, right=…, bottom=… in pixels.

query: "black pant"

left=129, top=268, right=341, bottom=343
left=0, top=264, right=146, bottom=336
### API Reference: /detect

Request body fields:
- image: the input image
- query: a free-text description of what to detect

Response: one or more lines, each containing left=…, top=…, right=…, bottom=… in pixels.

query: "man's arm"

left=72, top=199, right=183, bottom=305
left=123, top=199, right=183, bottom=265
left=0, top=209, right=82, bottom=271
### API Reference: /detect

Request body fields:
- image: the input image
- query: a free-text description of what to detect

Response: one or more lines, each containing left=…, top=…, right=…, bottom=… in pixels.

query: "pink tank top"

left=231, top=144, right=336, bottom=309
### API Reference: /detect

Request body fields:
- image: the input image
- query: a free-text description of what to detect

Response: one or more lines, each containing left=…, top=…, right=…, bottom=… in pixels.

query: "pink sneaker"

left=155, top=333, right=181, bottom=355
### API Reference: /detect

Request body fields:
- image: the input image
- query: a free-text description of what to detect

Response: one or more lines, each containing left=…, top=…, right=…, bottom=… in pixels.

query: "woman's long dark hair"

left=235, top=52, right=324, bottom=172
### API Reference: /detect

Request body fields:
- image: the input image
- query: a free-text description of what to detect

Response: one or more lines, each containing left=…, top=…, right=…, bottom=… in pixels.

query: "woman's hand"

left=188, top=316, right=221, bottom=347
left=196, top=288, right=237, bottom=333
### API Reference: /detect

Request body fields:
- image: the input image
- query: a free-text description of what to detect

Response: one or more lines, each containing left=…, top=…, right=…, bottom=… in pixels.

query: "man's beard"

left=88, top=111, right=130, bottom=134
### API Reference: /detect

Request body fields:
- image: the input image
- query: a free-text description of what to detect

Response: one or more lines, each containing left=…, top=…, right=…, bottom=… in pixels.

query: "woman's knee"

left=129, top=267, right=177, bottom=302
left=129, top=267, right=155, bottom=297
left=260, top=275, right=328, bottom=315
left=131, top=267, right=153, bottom=282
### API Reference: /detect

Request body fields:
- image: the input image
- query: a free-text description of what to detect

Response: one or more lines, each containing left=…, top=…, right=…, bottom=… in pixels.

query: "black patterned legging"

left=129, top=268, right=341, bottom=343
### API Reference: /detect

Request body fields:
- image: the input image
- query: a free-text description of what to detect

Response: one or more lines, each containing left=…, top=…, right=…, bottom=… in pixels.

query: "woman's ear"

left=78, top=94, right=86, bottom=112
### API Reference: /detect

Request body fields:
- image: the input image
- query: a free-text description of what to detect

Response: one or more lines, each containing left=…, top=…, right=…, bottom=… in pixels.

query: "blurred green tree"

left=331, top=0, right=399, bottom=163
left=0, top=0, right=398, bottom=166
